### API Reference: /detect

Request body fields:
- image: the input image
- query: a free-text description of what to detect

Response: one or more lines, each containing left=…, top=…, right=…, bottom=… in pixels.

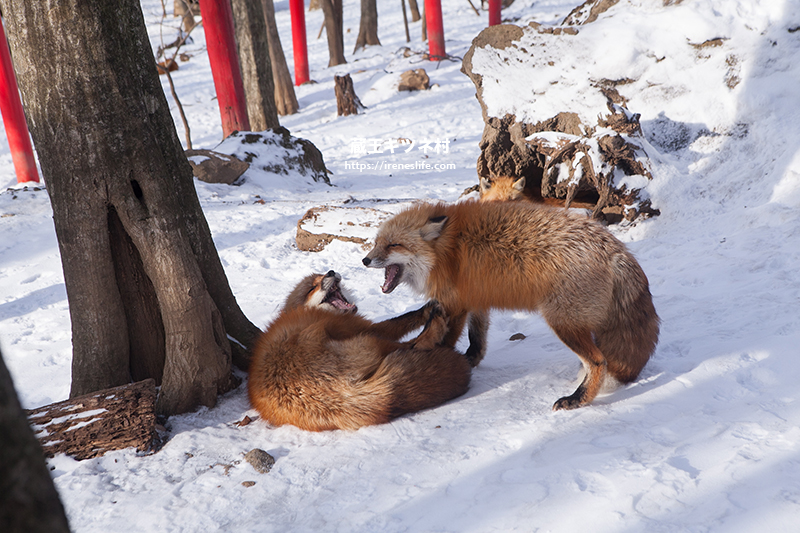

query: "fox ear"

left=420, top=216, right=447, bottom=241
left=479, top=177, right=491, bottom=193
left=513, top=176, right=526, bottom=192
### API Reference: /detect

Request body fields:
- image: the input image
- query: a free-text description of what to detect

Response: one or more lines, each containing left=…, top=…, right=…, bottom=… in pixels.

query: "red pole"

left=198, top=0, right=250, bottom=136
left=488, top=0, right=501, bottom=26
left=0, top=18, right=39, bottom=184
left=289, top=0, right=309, bottom=85
left=425, top=0, right=445, bottom=60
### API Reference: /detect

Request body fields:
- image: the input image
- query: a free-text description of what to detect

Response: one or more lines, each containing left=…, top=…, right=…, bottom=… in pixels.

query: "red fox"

left=362, top=201, right=659, bottom=410
left=470, top=175, right=599, bottom=366
left=247, top=271, right=471, bottom=431
left=479, top=175, right=598, bottom=210
left=479, top=175, right=527, bottom=202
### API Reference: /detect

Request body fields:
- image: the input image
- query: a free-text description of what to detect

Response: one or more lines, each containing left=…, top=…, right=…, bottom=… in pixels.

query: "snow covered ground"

left=2, top=0, right=800, bottom=530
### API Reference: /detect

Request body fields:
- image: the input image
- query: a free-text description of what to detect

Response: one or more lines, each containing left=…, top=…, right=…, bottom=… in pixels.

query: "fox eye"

left=387, top=243, right=402, bottom=249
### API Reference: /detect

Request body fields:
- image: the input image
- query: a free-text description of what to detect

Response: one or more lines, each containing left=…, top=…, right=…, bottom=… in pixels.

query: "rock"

left=185, top=149, right=249, bottom=185
left=398, top=69, right=430, bottom=91
left=244, top=449, right=275, bottom=474
left=509, top=333, right=526, bottom=341
left=296, top=205, right=392, bottom=252
left=215, top=128, right=331, bottom=185
left=241, top=481, right=257, bottom=488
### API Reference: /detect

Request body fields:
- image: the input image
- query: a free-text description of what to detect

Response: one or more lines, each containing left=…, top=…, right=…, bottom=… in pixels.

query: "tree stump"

left=461, top=22, right=659, bottom=223
left=26, top=379, right=158, bottom=460
left=334, top=74, right=364, bottom=116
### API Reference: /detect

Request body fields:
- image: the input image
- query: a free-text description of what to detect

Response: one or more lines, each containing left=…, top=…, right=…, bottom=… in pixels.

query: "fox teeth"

left=382, top=264, right=402, bottom=294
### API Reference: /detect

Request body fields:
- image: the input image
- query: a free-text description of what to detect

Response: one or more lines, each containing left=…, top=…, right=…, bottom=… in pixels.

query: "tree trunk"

left=231, top=0, right=280, bottom=131
left=320, top=0, right=346, bottom=67
left=422, top=2, right=427, bottom=41
left=174, top=0, right=200, bottom=31
left=262, top=0, right=300, bottom=115
left=1, top=0, right=261, bottom=416
left=354, top=0, right=381, bottom=52
left=0, top=349, right=71, bottom=533
left=408, top=0, right=421, bottom=22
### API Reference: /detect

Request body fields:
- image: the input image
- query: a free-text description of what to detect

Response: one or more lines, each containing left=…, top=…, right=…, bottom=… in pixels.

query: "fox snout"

left=362, top=249, right=384, bottom=268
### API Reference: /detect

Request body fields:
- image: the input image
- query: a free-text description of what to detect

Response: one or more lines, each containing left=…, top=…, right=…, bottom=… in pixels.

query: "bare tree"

left=0, top=349, right=71, bottom=533
left=408, top=0, right=421, bottom=22
left=231, top=0, right=280, bottom=131
left=320, top=0, right=346, bottom=66
left=262, top=0, right=300, bottom=115
left=1, top=0, right=261, bottom=416
left=354, top=0, right=381, bottom=52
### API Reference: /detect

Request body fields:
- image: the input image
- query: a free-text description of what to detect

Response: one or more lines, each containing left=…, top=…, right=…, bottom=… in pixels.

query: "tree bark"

left=335, top=74, right=364, bottom=116
left=320, top=0, right=346, bottom=67
left=408, top=0, right=421, bottom=22
left=0, top=349, right=71, bottom=533
left=174, top=0, right=200, bottom=31
left=231, top=0, right=280, bottom=131
left=1, top=0, right=261, bottom=416
left=26, top=379, right=158, bottom=461
left=354, top=0, right=381, bottom=52
left=262, top=0, right=300, bottom=115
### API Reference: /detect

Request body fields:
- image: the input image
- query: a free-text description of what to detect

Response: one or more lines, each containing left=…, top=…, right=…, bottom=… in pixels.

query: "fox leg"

left=366, top=300, right=438, bottom=340
left=550, top=326, right=607, bottom=411
left=465, top=311, right=489, bottom=367
left=441, top=309, right=468, bottom=349
left=410, top=303, right=449, bottom=350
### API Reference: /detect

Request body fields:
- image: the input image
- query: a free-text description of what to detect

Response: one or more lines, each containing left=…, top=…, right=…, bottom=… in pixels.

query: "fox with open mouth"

left=363, top=201, right=659, bottom=411
left=247, top=271, right=471, bottom=431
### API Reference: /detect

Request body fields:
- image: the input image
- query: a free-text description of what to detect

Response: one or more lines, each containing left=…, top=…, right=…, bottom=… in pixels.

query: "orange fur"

left=479, top=175, right=596, bottom=209
left=479, top=176, right=527, bottom=202
left=247, top=272, right=470, bottom=431
left=363, top=201, right=660, bottom=410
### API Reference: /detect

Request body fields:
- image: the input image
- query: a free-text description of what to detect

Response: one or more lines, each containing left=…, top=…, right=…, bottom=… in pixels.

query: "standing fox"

left=247, top=271, right=471, bottom=431
left=362, top=201, right=659, bottom=410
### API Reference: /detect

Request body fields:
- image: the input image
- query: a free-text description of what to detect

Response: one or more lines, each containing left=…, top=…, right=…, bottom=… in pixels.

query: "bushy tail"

left=370, top=345, right=471, bottom=420
left=357, top=307, right=470, bottom=422
left=594, top=252, right=660, bottom=383
left=296, top=343, right=470, bottom=430
left=249, top=309, right=471, bottom=431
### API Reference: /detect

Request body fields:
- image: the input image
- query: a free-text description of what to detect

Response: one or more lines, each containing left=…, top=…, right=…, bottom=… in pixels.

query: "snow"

left=2, top=0, right=800, bottom=531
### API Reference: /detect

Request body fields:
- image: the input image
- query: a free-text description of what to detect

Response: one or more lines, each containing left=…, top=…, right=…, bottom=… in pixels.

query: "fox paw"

left=552, top=394, right=585, bottom=411
left=420, top=299, right=445, bottom=322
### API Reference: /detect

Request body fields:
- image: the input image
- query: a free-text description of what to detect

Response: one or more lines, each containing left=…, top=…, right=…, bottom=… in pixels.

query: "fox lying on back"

left=247, top=271, right=470, bottom=431
left=363, top=201, right=659, bottom=411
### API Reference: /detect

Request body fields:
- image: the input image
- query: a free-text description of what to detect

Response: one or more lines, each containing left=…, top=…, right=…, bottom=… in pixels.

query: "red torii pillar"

left=198, top=0, right=250, bottom=136
left=0, top=17, right=39, bottom=184
left=488, top=0, right=501, bottom=26
left=289, top=0, right=310, bottom=85
left=425, top=0, right=446, bottom=60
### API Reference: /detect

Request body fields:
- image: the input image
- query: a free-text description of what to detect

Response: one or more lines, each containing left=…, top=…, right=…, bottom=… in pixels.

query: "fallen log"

left=25, top=379, right=158, bottom=460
